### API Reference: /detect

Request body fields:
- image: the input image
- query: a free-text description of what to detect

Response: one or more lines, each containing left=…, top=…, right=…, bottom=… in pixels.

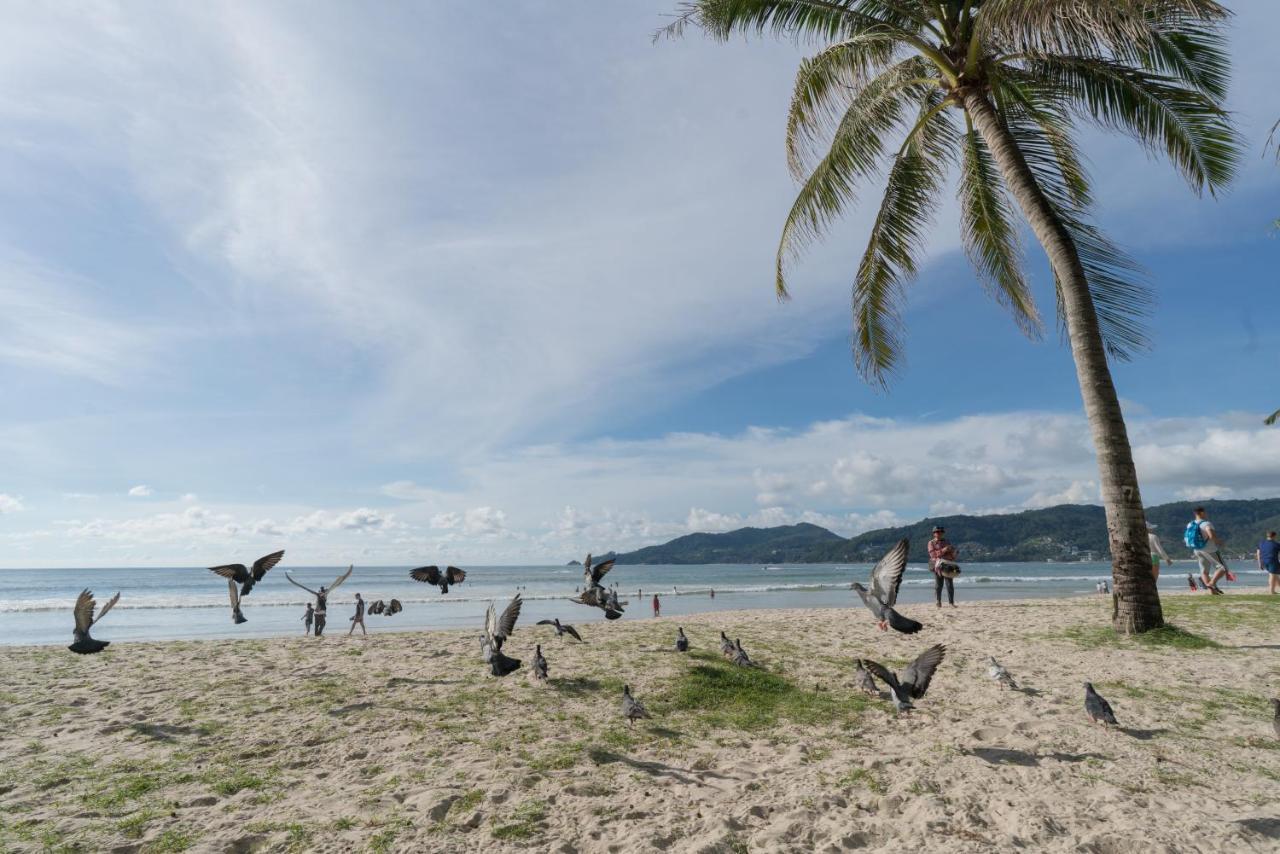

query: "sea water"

left=0, top=561, right=1261, bottom=646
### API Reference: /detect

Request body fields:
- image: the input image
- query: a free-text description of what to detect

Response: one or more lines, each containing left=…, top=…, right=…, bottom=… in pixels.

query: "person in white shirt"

left=1147, top=522, right=1172, bottom=580
left=1188, top=507, right=1230, bottom=593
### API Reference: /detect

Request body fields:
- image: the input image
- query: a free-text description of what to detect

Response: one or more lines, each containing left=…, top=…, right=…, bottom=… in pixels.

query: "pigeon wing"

left=327, top=565, right=353, bottom=593
left=590, top=559, right=615, bottom=585
left=251, top=550, right=285, bottom=581
left=851, top=582, right=883, bottom=619
left=484, top=602, right=498, bottom=644
left=901, top=644, right=946, bottom=698
left=862, top=659, right=902, bottom=692
left=91, top=591, right=120, bottom=627
left=209, top=564, right=249, bottom=583
left=388, top=599, right=401, bottom=615
left=870, top=539, right=910, bottom=607
left=73, top=589, right=95, bottom=633
left=536, top=620, right=556, bottom=626
left=564, top=624, right=583, bottom=642
left=445, top=566, right=466, bottom=584
left=284, top=571, right=319, bottom=596
left=410, top=566, right=442, bottom=585
left=226, top=578, right=241, bottom=609
left=495, top=594, right=522, bottom=640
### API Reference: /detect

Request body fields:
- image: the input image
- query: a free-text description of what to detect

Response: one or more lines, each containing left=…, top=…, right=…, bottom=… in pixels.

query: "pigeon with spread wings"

left=482, top=594, right=524, bottom=677
left=852, top=539, right=922, bottom=634
left=410, top=565, right=466, bottom=594
left=285, top=566, right=352, bottom=637
left=209, top=550, right=284, bottom=598
left=862, top=644, right=946, bottom=714
left=572, top=554, right=623, bottom=619
left=536, top=618, right=584, bottom=642
left=69, top=589, right=120, bottom=654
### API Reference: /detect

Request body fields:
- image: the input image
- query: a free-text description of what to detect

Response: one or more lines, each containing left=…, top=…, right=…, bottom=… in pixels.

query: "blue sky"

left=1, top=2, right=1279, bottom=566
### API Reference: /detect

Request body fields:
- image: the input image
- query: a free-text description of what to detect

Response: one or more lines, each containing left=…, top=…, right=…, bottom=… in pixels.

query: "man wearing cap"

left=927, top=526, right=959, bottom=608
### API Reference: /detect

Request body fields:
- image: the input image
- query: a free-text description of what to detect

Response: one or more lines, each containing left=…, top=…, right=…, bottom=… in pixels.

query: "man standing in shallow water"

left=928, top=526, right=958, bottom=609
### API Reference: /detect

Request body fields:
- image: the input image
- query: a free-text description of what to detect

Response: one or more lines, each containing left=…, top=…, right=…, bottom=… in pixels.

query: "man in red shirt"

left=927, top=526, right=959, bottom=608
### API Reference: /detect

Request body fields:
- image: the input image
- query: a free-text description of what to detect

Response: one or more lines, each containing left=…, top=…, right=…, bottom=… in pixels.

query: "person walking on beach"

left=652, top=594, right=660, bottom=618
left=1185, top=507, right=1231, bottom=594
left=348, top=592, right=366, bottom=636
left=1258, top=531, right=1280, bottom=594
left=709, top=589, right=715, bottom=600
left=302, top=603, right=314, bottom=635
left=1147, top=522, right=1173, bottom=580
left=927, top=526, right=958, bottom=608
left=313, top=588, right=328, bottom=635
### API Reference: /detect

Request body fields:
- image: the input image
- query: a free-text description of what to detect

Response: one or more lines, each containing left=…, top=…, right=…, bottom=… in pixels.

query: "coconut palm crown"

left=665, top=0, right=1241, bottom=632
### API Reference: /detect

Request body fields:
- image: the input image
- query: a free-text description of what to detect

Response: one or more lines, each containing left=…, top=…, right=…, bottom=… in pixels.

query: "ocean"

left=0, top=561, right=1260, bottom=647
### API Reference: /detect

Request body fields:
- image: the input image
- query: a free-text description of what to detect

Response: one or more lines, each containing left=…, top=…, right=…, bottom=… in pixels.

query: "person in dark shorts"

left=348, top=592, right=367, bottom=636
left=302, top=603, right=314, bottom=635
left=313, top=587, right=329, bottom=636
left=927, top=526, right=958, bottom=608
left=1258, top=531, right=1280, bottom=594
left=652, top=594, right=660, bottom=618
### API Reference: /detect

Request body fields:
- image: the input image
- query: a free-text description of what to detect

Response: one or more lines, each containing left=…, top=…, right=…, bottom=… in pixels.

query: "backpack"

left=1184, top=520, right=1206, bottom=550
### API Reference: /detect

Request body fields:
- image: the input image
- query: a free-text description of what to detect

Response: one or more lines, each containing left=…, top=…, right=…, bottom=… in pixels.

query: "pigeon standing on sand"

left=731, top=638, right=755, bottom=668
left=481, top=594, right=524, bottom=677
left=852, top=539, right=923, bottom=635
left=532, top=644, right=549, bottom=681
left=675, top=627, right=689, bottom=652
left=987, top=656, right=1018, bottom=690
left=535, top=618, right=584, bottom=642
left=68, top=589, right=120, bottom=654
left=621, top=685, right=650, bottom=726
left=719, top=631, right=735, bottom=657
left=853, top=659, right=879, bottom=696
left=572, top=554, right=624, bottom=619
left=1083, top=682, right=1118, bottom=726
left=863, top=644, right=947, bottom=713
left=410, top=565, right=466, bottom=594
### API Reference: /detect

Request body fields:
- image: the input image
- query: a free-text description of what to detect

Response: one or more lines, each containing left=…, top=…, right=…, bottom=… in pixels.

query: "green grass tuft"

left=1059, top=623, right=1220, bottom=650
left=491, top=799, right=547, bottom=840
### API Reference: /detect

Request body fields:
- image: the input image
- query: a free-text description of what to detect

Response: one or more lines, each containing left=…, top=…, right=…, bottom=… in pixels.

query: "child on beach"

left=302, top=603, right=314, bottom=635
left=652, top=594, right=660, bottom=618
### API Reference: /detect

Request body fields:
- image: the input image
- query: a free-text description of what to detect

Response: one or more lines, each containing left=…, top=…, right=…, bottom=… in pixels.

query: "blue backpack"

left=1184, top=520, right=1206, bottom=550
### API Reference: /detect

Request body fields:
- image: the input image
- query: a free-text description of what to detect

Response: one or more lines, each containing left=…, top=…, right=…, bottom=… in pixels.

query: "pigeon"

left=285, top=566, right=353, bottom=610
left=863, top=644, right=947, bottom=713
left=536, top=618, right=584, bottom=642
left=853, top=659, right=879, bottom=696
left=675, top=627, right=689, bottom=652
left=410, top=565, right=466, bottom=594
left=68, top=589, right=120, bottom=654
left=368, top=600, right=386, bottom=615
left=1186, top=574, right=1197, bottom=592
left=719, top=631, right=735, bottom=657
left=224, top=579, right=248, bottom=624
left=1271, top=698, right=1280, bottom=740
left=731, top=638, right=755, bottom=668
left=208, top=550, right=284, bottom=598
left=386, top=598, right=402, bottom=616
left=987, top=656, right=1018, bottom=690
left=1083, top=682, right=1118, bottom=726
left=481, top=594, right=523, bottom=677
left=852, top=539, right=923, bottom=635
left=572, top=554, right=624, bottom=619
left=532, top=644, right=549, bottom=680
left=621, top=685, right=650, bottom=726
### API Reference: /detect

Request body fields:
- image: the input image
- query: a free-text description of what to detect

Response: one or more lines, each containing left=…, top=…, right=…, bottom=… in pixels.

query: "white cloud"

left=462, top=507, right=506, bottom=538
left=127, top=485, right=153, bottom=497
left=0, top=494, right=24, bottom=513
left=180, top=493, right=198, bottom=503
left=429, top=512, right=461, bottom=530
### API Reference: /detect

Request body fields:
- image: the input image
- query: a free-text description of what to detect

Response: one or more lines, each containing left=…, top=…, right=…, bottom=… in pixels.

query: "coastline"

left=3, top=593, right=1278, bottom=852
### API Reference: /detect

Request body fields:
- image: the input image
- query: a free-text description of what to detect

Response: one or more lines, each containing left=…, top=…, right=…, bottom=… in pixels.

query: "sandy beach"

left=2, top=592, right=1278, bottom=853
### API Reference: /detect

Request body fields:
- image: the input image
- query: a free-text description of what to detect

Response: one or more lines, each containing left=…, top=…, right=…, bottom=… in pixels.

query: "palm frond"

left=976, top=0, right=1231, bottom=59
left=957, top=128, right=1040, bottom=338
left=657, top=0, right=907, bottom=43
left=851, top=91, right=957, bottom=383
left=1265, top=409, right=1280, bottom=427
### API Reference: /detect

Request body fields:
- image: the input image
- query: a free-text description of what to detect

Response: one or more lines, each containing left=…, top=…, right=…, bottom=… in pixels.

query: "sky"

left=1, top=2, right=1279, bottom=567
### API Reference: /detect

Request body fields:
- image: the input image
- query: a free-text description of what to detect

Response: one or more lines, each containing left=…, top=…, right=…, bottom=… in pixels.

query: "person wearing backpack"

left=1185, top=507, right=1231, bottom=594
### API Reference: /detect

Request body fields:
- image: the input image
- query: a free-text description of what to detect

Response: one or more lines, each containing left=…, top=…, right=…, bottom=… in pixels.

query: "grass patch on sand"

left=1058, top=623, right=1220, bottom=651
left=661, top=651, right=867, bottom=731
left=837, top=767, right=886, bottom=794
left=491, top=799, right=548, bottom=841
left=1162, top=594, right=1280, bottom=633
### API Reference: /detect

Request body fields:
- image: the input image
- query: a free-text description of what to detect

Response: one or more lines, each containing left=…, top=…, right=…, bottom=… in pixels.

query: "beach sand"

left=2, top=592, right=1278, bottom=853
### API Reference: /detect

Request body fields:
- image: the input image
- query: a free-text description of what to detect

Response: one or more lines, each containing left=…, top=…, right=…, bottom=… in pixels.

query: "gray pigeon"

left=675, top=627, right=689, bottom=652
left=532, top=644, right=548, bottom=680
left=852, top=539, right=923, bottom=635
left=863, top=644, right=947, bottom=713
left=621, top=685, right=650, bottom=726
left=573, top=554, right=624, bottom=619
left=536, top=618, right=584, bottom=642
left=719, top=631, right=735, bottom=657
left=68, top=589, right=120, bottom=654
left=987, top=656, right=1018, bottom=690
left=481, top=595, right=523, bottom=677
left=853, top=659, right=879, bottom=696
left=209, top=550, right=284, bottom=598
left=410, top=565, right=466, bottom=594
left=1270, top=698, right=1279, bottom=740
left=731, top=638, right=755, bottom=668
left=1083, top=682, right=1117, bottom=726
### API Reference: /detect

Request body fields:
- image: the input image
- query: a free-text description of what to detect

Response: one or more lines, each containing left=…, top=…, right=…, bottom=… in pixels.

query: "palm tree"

left=664, top=0, right=1240, bottom=632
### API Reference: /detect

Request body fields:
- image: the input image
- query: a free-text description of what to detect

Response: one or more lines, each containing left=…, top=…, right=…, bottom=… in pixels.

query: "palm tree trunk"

left=961, top=91, right=1162, bottom=633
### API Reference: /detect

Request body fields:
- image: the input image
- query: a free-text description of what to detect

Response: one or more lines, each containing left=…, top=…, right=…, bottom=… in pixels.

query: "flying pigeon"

left=532, top=644, right=549, bottom=681
left=675, top=627, right=689, bottom=652
left=208, top=550, right=284, bottom=598
left=481, top=594, right=523, bottom=677
left=1271, top=698, right=1280, bottom=740
left=852, top=539, right=923, bottom=634
left=368, top=600, right=386, bottom=615
left=410, top=565, right=466, bottom=594
left=1083, top=682, right=1118, bottom=726
left=572, top=554, right=624, bottom=619
left=536, top=618, right=584, bottom=642
left=224, top=579, right=247, bottom=624
left=621, top=685, right=650, bottom=726
left=386, top=598, right=402, bottom=615
left=987, top=656, right=1018, bottom=690
left=719, top=631, right=735, bottom=657
left=731, top=638, right=755, bottom=668
left=853, top=659, right=879, bottom=696
left=68, top=589, right=120, bottom=654
left=863, top=644, right=947, bottom=713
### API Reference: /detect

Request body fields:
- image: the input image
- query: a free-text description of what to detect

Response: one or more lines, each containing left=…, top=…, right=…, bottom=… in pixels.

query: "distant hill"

left=606, top=499, right=1280, bottom=564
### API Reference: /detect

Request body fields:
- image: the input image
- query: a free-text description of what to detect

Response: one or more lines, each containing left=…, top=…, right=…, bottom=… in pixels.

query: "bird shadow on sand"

left=116, top=722, right=212, bottom=742
left=1120, top=727, right=1166, bottom=741
left=1236, top=817, right=1280, bottom=839
left=550, top=677, right=609, bottom=698
left=586, top=748, right=730, bottom=785
left=965, top=747, right=1109, bottom=767
left=1230, top=644, right=1280, bottom=651
left=1012, top=686, right=1043, bottom=697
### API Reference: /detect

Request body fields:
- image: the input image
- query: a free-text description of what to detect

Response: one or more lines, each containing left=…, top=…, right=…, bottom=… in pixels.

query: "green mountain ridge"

left=606, top=499, right=1280, bottom=564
